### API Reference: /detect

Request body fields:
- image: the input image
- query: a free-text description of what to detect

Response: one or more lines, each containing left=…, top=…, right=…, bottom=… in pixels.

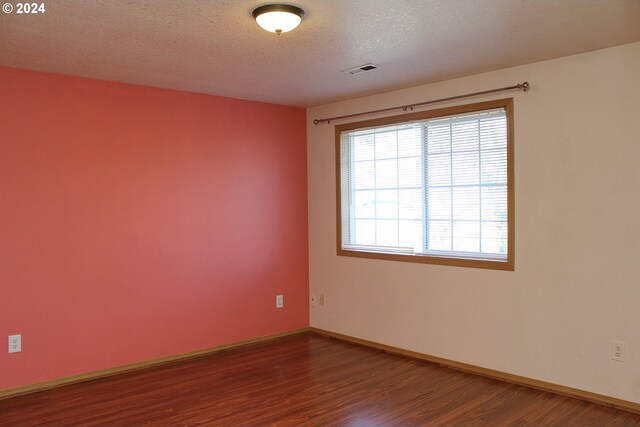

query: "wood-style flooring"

left=1, top=333, right=639, bottom=426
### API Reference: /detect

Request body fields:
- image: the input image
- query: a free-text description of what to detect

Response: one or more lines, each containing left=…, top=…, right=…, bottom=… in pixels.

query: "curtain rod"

left=313, top=82, right=529, bottom=125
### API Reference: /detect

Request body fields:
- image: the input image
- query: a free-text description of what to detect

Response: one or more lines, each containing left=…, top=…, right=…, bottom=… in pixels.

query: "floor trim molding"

left=309, top=327, right=640, bottom=415
left=0, top=327, right=310, bottom=401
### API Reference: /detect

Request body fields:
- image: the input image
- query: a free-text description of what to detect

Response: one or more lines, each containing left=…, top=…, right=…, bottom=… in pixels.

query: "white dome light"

left=253, top=4, right=305, bottom=35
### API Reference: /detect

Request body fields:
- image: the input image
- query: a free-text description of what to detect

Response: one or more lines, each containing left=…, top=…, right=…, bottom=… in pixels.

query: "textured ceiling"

left=1, top=0, right=639, bottom=106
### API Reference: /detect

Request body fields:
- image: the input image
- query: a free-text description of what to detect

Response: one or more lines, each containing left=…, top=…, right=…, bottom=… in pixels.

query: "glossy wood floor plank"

left=1, top=333, right=639, bottom=426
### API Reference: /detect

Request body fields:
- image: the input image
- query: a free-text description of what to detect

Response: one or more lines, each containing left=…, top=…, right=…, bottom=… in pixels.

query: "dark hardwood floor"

left=1, top=333, right=639, bottom=426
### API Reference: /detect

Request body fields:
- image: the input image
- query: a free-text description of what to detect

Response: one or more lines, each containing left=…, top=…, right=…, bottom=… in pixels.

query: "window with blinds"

left=336, top=99, right=514, bottom=270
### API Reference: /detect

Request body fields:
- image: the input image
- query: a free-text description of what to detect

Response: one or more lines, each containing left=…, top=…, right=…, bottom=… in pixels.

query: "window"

left=336, top=98, right=514, bottom=270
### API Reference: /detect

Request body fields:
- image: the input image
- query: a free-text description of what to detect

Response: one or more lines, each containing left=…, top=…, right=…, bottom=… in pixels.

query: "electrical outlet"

left=319, top=294, right=325, bottom=306
left=276, top=294, right=284, bottom=308
left=8, top=335, right=21, bottom=353
left=612, top=340, right=625, bottom=362
left=310, top=294, right=317, bottom=307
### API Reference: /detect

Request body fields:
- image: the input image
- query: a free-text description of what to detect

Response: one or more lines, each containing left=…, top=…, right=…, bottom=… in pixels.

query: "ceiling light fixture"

left=252, top=4, right=305, bottom=35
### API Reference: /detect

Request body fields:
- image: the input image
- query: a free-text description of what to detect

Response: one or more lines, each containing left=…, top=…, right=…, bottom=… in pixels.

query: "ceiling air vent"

left=343, top=63, right=380, bottom=75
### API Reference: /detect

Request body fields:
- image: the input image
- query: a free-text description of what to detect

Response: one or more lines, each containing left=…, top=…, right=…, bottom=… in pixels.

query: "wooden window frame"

left=335, top=98, right=515, bottom=271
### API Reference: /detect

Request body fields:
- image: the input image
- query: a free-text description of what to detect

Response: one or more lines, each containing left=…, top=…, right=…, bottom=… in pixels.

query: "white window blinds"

left=340, top=108, right=508, bottom=261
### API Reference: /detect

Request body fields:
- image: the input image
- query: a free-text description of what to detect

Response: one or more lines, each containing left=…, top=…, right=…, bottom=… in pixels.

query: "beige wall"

left=307, top=42, right=640, bottom=403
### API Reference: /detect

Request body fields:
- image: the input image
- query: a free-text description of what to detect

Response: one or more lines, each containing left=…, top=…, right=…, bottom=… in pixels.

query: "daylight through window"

left=336, top=99, right=514, bottom=270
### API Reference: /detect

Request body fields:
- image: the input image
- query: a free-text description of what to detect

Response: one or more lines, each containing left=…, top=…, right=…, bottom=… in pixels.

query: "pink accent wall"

left=0, top=67, right=309, bottom=391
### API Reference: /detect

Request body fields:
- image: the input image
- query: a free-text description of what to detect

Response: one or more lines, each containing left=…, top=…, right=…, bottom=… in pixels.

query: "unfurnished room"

left=1, top=1, right=640, bottom=425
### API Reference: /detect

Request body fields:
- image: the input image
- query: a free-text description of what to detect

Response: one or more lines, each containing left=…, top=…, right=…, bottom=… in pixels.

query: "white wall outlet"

left=276, top=294, right=284, bottom=308
left=8, top=334, right=21, bottom=353
left=319, top=294, right=326, bottom=306
left=310, top=294, right=317, bottom=307
left=612, top=340, right=625, bottom=362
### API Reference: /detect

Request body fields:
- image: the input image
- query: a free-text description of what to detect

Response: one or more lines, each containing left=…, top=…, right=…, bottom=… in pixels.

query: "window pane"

left=376, top=190, right=398, bottom=219
left=481, top=186, right=508, bottom=221
left=353, top=134, right=374, bottom=161
left=427, top=153, right=451, bottom=186
left=427, top=125, right=450, bottom=154
left=452, top=121, right=479, bottom=152
left=375, top=159, right=398, bottom=188
left=354, top=219, right=376, bottom=245
left=399, top=220, right=422, bottom=248
left=398, top=126, right=422, bottom=157
left=453, top=221, right=480, bottom=252
left=428, top=220, right=451, bottom=251
left=428, top=187, right=451, bottom=220
left=339, top=102, right=511, bottom=268
left=376, top=219, right=398, bottom=246
left=481, top=149, right=507, bottom=184
left=354, top=190, right=375, bottom=219
left=399, top=189, right=422, bottom=220
left=354, top=161, right=374, bottom=189
left=481, top=221, right=508, bottom=254
left=375, top=131, right=397, bottom=159
left=480, top=117, right=507, bottom=150
left=452, top=186, right=480, bottom=221
left=452, top=151, right=479, bottom=186
left=398, top=157, right=422, bottom=187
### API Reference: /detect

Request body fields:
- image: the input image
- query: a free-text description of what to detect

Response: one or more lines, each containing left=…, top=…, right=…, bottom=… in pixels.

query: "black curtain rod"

left=313, top=82, right=529, bottom=125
